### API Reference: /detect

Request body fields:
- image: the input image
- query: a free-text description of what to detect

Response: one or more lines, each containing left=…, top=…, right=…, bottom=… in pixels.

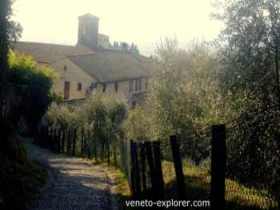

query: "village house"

left=14, top=13, right=155, bottom=106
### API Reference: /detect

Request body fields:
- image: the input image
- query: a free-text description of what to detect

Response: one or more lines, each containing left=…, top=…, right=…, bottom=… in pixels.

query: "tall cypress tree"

left=0, top=0, right=14, bottom=159
left=0, top=0, right=9, bottom=94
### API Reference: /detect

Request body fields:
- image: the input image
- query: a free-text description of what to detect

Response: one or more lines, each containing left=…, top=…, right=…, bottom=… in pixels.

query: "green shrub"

left=8, top=51, right=56, bottom=133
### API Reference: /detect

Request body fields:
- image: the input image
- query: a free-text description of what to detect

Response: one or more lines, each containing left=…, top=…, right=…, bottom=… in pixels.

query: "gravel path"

left=26, top=144, right=115, bottom=210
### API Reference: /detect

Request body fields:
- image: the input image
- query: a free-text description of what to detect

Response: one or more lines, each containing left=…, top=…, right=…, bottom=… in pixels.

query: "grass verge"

left=108, top=160, right=278, bottom=210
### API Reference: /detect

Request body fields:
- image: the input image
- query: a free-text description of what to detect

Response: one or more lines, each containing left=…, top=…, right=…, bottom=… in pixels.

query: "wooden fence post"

left=50, top=127, right=55, bottom=151
left=211, top=124, right=226, bottom=210
left=113, top=142, right=117, bottom=166
left=44, top=126, right=48, bottom=147
left=34, top=127, right=39, bottom=145
left=57, top=128, right=60, bottom=153
left=72, top=128, right=77, bottom=156
left=140, top=142, right=147, bottom=193
left=152, top=141, right=165, bottom=199
left=170, top=135, right=186, bottom=199
left=145, top=141, right=158, bottom=199
left=107, top=139, right=111, bottom=165
left=59, top=128, right=62, bottom=153
left=130, top=141, right=136, bottom=196
left=61, top=128, right=65, bottom=153
left=53, top=127, right=57, bottom=152
left=41, top=126, right=45, bottom=147
left=48, top=127, right=51, bottom=149
left=102, top=142, right=105, bottom=161
left=81, top=128, right=84, bottom=155
left=92, top=137, right=96, bottom=160
left=54, top=128, right=57, bottom=152
left=39, top=126, right=42, bottom=146
left=67, top=128, right=71, bottom=155
left=52, top=127, right=56, bottom=152
left=57, top=128, right=61, bottom=153
left=48, top=126, right=51, bottom=149
left=120, top=140, right=129, bottom=175
left=46, top=126, right=50, bottom=148
left=130, top=141, right=141, bottom=198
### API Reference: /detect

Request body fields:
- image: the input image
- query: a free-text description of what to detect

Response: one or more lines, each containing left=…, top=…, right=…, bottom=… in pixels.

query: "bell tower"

left=77, top=13, right=99, bottom=49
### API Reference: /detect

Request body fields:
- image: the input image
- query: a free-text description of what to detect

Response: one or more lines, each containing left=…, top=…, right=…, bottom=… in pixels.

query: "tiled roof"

left=13, top=41, right=94, bottom=64
left=13, top=42, right=154, bottom=82
left=68, top=49, right=153, bottom=82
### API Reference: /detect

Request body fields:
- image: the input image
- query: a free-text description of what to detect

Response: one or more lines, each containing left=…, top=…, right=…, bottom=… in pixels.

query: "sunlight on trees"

left=8, top=51, right=56, bottom=133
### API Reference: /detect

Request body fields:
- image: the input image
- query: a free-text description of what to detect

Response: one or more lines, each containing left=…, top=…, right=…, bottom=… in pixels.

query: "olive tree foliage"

left=134, top=39, right=244, bottom=163
left=47, top=104, right=79, bottom=130
left=81, top=93, right=126, bottom=139
left=213, top=0, right=280, bottom=197
left=46, top=91, right=127, bottom=158
left=123, top=106, right=154, bottom=141
left=214, top=0, right=280, bottom=99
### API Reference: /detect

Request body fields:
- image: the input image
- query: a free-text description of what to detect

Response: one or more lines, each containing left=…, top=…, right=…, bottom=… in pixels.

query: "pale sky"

left=12, top=0, right=223, bottom=56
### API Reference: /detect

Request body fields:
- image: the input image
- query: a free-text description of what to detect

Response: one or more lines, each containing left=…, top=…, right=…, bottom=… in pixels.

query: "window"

left=139, top=79, right=142, bottom=91
left=90, top=82, right=97, bottom=90
left=64, top=81, right=70, bottom=100
left=129, top=80, right=133, bottom=92
left=103, top=83, right=106, bottom=92
left=132, top=101, right=137, bottom=108
left=145, top=78, right=148, bottom=89
left=77, top=82, right=82, bottom=91
left=114, top=82, right=118, bottom=92
left=134, top=79, right=142, bottom=91
left=135, top=79, right=138, bottom=91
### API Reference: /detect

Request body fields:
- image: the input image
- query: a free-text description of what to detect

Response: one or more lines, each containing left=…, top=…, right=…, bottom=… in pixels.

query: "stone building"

left=14, top=13, right=155, bottom=106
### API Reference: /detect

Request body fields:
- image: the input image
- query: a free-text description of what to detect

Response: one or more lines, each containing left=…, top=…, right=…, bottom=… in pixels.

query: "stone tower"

left=77, top=13, right=99, bottom=49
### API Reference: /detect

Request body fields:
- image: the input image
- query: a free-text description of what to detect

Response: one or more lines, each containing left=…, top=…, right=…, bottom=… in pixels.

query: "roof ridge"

left=16, top=41, right=79, bottom=48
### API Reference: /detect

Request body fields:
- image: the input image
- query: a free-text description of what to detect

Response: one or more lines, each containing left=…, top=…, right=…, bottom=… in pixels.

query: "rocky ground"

left=25, top=143, right=116, bottom=210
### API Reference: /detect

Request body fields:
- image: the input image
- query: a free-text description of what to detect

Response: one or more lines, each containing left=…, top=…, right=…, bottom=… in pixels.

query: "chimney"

left=77, top=13, right=99, bottom=49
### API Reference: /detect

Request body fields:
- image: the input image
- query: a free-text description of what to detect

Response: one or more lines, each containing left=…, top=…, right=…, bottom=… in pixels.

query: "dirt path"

left=26, top=143, right=116, bottom=210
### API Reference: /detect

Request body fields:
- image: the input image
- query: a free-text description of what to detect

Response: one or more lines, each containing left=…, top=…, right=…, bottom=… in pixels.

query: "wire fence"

left=36, top=122, right=280, bottom=210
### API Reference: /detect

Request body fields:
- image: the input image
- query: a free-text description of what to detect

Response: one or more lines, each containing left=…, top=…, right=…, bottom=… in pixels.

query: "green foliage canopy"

left=8, top=51, right=56, bottom=132
left=214, top=0, right=280, bottom=198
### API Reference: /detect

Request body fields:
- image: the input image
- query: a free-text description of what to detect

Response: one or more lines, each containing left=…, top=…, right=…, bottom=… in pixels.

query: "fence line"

left=35, top=123, right=278, bottom=210
left=35, top=124, right=224, bottom=203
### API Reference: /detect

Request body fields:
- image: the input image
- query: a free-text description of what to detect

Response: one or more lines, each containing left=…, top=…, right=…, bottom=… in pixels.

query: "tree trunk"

left=275, top=45, right=280, bottom=109
left=0, top=0, right=9, bottom=91
left=0, top=0, right=9, bottom=143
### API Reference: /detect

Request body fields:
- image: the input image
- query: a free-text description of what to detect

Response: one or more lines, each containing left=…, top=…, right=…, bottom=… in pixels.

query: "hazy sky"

left=12, top=0, right=223, bottom=55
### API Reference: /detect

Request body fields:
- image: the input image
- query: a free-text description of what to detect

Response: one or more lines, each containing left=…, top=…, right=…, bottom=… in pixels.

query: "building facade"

left=14, top=13, right=155, bottom=106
